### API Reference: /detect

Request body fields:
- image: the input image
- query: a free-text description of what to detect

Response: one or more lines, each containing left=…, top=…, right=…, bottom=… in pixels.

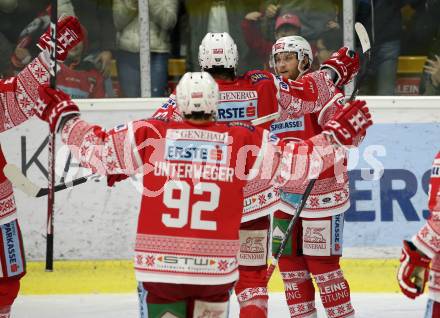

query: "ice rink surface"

left=13, top=292, right=427, bottom=318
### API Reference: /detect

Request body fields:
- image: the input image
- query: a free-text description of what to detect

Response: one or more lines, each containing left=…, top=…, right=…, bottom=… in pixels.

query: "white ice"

left=12, top=292, right=427, bottom=318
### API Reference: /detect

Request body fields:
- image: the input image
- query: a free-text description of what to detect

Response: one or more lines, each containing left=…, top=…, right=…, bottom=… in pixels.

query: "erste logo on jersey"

left=216, top=90, right=258, bottom=121
left=165, top=129, right=229, bottom=164
left=270, top=116, right=305, bottom=134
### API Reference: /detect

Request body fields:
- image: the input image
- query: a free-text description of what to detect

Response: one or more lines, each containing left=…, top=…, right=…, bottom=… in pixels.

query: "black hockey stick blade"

left=4, top=164, right=93, bottom=197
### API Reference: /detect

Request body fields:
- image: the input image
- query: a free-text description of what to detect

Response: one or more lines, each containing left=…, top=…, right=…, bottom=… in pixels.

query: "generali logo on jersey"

left=303, top=226, right=327, bottom=250
left=239, top=230, right=267, bottom=266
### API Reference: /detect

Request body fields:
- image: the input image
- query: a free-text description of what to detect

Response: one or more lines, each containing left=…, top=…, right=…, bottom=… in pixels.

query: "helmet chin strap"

left=296, top=59, right=310, bottom=80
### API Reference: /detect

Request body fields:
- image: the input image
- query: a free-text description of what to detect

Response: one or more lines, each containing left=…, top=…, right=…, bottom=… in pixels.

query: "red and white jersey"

left=57, top=64, right=105, bottom=99
left=153, top=69, right=344, bottom=221
left=0, top=53, right=51, bottom=226
left=154, top=70, right=337, bottom=129
left=271, top=71, right=350, bottom=218
left=413, top=151, right=440, bottom=301
left=60, top=115, right=340, bottom=285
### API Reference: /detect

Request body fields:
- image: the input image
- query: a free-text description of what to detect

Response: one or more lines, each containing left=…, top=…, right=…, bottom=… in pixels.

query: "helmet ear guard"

left=198, top=32, right=238, bottom=71
left=176, top=72, right=219, bottom=118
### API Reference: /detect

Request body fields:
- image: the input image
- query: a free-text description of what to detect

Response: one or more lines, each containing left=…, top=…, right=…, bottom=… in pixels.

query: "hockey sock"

left=279, top=256, right=316, bottom=318
left=424, top=299, right=440, bottom=318
left=0, top=306, right=11, bottom=318
left=306, top=256, right=354, bottom=318
left=235, top=268, right=268, bottom=318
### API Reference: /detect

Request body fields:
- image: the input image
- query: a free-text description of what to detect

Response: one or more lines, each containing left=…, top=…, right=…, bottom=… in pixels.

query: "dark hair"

left=319, top=29, right=343, bottom=52
left=183, top=111, right=214, bottom=121
left=203, top=66, right=235, bottom=80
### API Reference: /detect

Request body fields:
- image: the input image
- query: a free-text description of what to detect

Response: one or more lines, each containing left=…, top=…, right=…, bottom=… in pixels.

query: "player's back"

left=134, top=119, right=266, bottom=285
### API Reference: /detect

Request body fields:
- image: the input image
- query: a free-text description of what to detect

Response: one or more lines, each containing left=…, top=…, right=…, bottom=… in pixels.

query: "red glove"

left=397, top=240, right=430, bottom=299
left=35, top=86, right=79, bottom=132
left=37, top=16, right=84, bottom=62
left=323, top=100, right=372, bottom=148
left=107, top=174, right=129, bottom=187
left=320, top=47, right=360, bottom=87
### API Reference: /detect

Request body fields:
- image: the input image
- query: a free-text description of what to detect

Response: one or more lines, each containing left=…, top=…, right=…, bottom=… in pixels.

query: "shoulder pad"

left=160, top=96, right=177, bottom=109
left=149, top=116, right=169, bottom=123
left=227, top=121, right=255, bottom=131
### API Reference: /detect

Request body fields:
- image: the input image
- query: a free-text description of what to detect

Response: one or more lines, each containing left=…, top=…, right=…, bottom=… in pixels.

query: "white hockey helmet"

left=270, top=35, right=313, bottom=73
left=176, top=72, right=219, bottom=117
left=198, top=32, right=238, bottom=71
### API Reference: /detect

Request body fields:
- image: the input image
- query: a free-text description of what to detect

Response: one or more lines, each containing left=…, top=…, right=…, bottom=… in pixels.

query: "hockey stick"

left=348, top=22, right=371, bottom=102
left=4, top=164, right=98, bottom=198
left=251, top=112, right=280, bottom=126
left=266, top=178, right=316, bottom=281
left=266, top=23, right=372, bottom=282
left=8, top=112, right=281, bottom=197
left=46, top=0, right=58, bottom=271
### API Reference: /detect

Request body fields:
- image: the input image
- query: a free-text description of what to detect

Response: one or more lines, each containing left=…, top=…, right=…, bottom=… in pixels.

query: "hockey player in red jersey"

left=149, top=31, right=360, bottom=318
left=0, top=17, right=83, bottom=318
left=35, top=69, right=372, bottom=318
left=270, top=35, right=358, bottom=318
left=397, top=151, right=440, bottom=317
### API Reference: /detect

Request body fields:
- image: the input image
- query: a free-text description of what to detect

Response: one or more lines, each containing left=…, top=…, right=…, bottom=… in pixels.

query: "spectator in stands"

left=260, top=0, right=341, bottom=42
left=59, top=0, right=116, bottom=97
left=0, top=0, right=17, bottom=77
left=113, top=0, right=178, bottom=97
left=0, top=0, right=50, bottom=52
left=242, top=11, right=301, bottom=69
left=184, top=0, right=261, bottom=72
left=423, top=55, right=440, bottom=94
left=356, top=0, right=409, bottom=95
left=315, top=28, right=343, bottom=66
left=11, top=8, right=105, bottom=99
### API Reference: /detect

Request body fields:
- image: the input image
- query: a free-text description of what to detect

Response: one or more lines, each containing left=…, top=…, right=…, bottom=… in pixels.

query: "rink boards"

left=0, top=96, right=439, bottom=294
left=20, top=259, right=400, bottom=294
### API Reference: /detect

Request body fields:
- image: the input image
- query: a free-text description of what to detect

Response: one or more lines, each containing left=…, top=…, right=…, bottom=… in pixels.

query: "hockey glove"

left=323, top=100, right=372, bottom=148
left=397, top=240, right=430, bottom=299
left=37, top=16, right=84, bottom=63
left=35, top=86, right=79, bottom=132
left=320, top=47, right=360, bottom=87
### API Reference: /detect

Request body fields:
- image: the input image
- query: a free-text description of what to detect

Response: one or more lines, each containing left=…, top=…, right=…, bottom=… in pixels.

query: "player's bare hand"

left=327, top=20, right=340, bottom=29
left=265, top=4, right=280, bottom=18
left=424, top=55, right=440, bottom=87
left=97, top=51, right=113, bottom=77
left=245, top=11, right=263, bottom=21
